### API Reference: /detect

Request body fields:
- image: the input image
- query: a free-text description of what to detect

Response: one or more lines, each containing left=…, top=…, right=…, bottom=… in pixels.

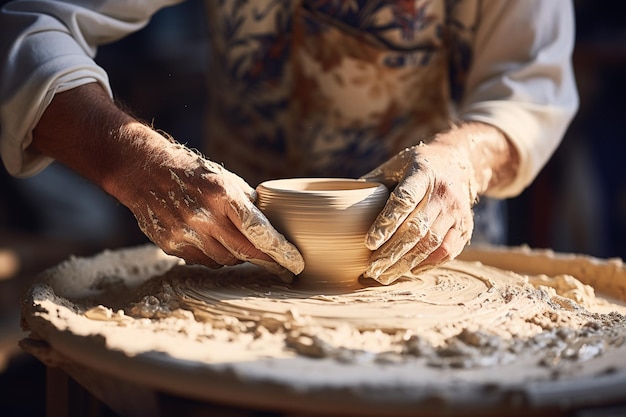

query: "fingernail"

left=365, top=230, right=384, bottom=250
left=266, top=241, right=304, bottom=275
left=290, top=254, right=305, bottom=275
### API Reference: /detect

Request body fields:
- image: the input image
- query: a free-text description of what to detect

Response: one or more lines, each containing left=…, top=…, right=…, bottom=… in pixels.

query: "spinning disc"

left=22, top=245, right=626, bottom=416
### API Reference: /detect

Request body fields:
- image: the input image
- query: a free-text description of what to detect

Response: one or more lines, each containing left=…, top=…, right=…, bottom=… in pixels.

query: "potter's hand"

left=130, top=145, right=305, bottom=282
left=30, top=83, right=304, bottom=282
left=360, top=122, right=519, bottom=285
left=361, top=142, right=476, bottom=284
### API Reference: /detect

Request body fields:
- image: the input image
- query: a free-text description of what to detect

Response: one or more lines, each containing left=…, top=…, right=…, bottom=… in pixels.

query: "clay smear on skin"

left=30, top=245, right=626, bottom=372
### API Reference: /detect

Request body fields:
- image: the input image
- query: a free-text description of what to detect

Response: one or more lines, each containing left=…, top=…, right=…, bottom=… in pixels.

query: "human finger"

left=361, top=147, right=416, bottom=186
left=364, top=198, right=441, bottom=281
left=365, top=172, right=431, bottom=251
left=208, top=214, right=296, bottom=283
left=175, top=225, right=242, bottom=266
left=411, top=227, right=460, bottom=272
left=369, top=209, right=456, bottom=284
left=229, top=198, right=305, bottom=275
left=176, top=245, right=223, bottom=269
left=419, top=211, right=473, bottom=269
left=370, top=229, right=442, bottom=285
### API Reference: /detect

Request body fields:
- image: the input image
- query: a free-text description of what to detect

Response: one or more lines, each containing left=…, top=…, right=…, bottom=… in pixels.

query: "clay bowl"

left=256, top=178, right=389, bottom=289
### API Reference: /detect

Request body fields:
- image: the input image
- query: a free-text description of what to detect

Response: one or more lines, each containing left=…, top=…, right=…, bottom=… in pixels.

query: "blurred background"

left=1, top=0, right=625, bottom=415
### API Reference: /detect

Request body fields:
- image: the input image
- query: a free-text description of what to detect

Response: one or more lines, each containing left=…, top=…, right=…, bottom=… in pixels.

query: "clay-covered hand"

left=361, top=142, right=477, bottom=285
left=30, top=83, right=303, bottom=282
left=129, top=142, right=305, bottom=282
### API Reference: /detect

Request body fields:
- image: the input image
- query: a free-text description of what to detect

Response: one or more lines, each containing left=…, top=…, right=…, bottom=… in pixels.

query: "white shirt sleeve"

left=459, top=0, right=579, bottom=198
left=0, top=0, right=183, bottom=177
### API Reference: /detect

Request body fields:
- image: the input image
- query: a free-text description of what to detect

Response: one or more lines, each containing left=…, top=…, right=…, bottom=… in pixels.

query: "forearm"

left=429, top=121, right=520, bottom=200
left=30, top=84, right=305, bottom=278
left=30, top=83, right=173, bottom=206
left=457, top=0, right=577, bottom=198
left=0, top=0, right=181, bottom=177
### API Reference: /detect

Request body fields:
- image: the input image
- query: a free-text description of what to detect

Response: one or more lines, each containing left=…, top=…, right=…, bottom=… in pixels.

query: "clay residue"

left=112, top=260, right=625, bottom=369
left=22, top=244, right=626, bottom=377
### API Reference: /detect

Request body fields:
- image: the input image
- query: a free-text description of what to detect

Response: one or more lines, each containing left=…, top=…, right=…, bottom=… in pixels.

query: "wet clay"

left=25, top=244, right=626, bottom=369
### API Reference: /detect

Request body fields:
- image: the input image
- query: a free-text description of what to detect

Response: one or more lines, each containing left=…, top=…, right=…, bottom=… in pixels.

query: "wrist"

left=99, top=122, right=171, bottom=205
left=31, top=83, right=175, bottom=206
left=429, top=121, right=519, bottom=196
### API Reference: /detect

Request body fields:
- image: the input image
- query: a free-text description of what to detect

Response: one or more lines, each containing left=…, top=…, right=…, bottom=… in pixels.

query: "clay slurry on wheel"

left=21, top=244, right=626, bottom=414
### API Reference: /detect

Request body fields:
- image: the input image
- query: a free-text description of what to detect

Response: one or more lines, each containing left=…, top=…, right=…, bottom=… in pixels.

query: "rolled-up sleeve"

left=459, top=0, right=579, bottom=198
left=0, top=0, right=182, bottom=177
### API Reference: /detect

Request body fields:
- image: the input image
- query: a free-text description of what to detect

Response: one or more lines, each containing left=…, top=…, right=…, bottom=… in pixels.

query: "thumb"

left=360, top=147, right=415, bottom=187
left=365, top=172, right=431, bottom=250
left=234, top=199, right=305, bottom=275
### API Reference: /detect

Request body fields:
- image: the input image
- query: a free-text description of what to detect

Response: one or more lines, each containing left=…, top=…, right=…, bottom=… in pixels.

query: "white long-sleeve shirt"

left=0, top=0, right=578, bottom=198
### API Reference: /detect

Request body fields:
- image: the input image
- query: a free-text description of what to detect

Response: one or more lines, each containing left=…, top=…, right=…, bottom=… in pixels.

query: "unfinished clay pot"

left=256, top=178, right=389, bottom=288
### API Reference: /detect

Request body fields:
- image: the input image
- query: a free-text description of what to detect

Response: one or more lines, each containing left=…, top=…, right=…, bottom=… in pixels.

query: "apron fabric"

left=203, top=0, right=504, bottom=244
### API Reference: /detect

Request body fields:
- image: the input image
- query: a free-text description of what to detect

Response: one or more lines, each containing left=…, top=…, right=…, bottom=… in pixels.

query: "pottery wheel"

left=21, top=245, right=626, bottom=416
